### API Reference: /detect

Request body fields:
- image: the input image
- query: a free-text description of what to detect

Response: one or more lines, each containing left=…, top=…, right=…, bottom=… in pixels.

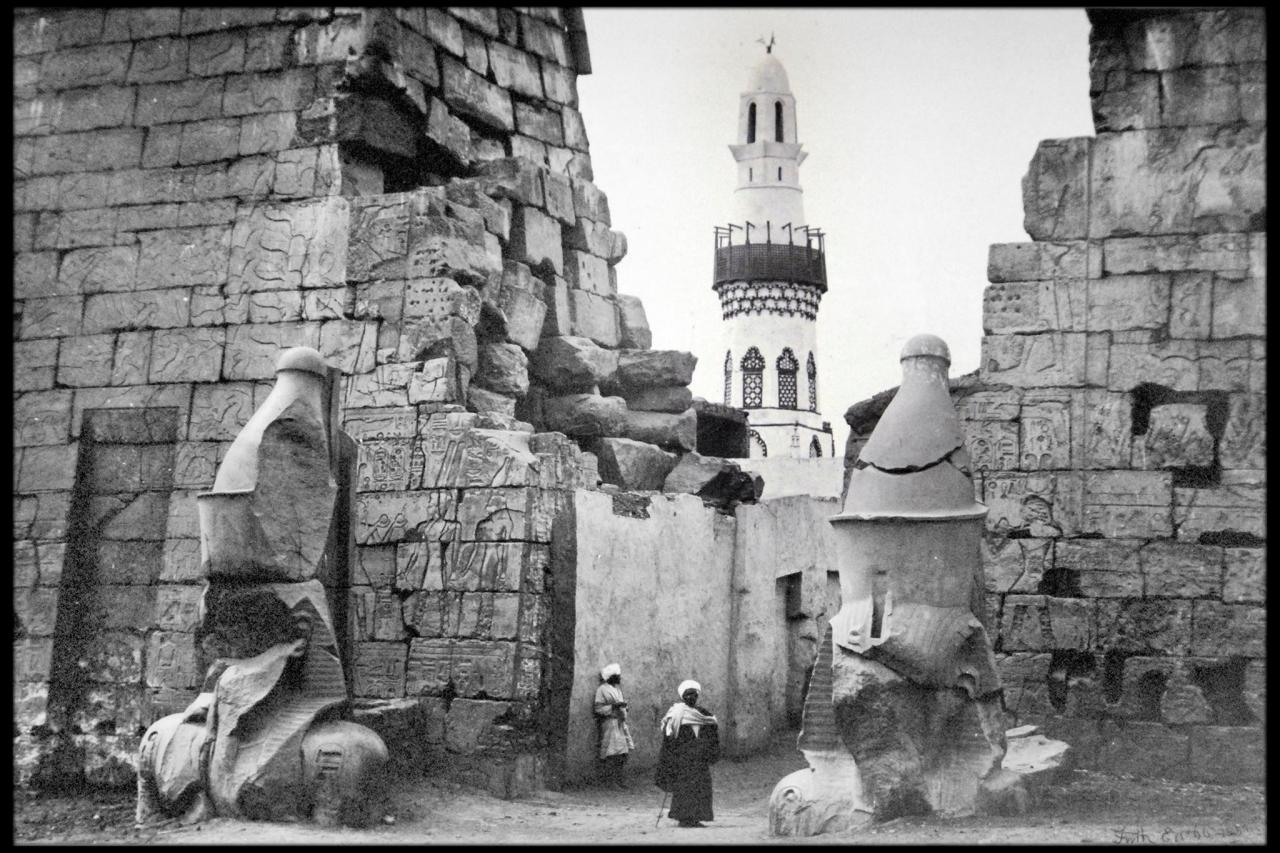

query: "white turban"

left=677, top=679, right=701, bottom=698
left=601, top=663, right=621, bottom=680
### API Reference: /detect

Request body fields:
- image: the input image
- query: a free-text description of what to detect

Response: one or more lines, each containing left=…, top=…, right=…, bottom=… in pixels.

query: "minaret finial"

left=756, top=33, right=776, bottom=54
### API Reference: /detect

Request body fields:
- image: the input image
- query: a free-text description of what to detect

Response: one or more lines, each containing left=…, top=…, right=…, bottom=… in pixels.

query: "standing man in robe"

left=593, top=663, right=634, bottom=789
left=655, top=679, right=720, bottom=827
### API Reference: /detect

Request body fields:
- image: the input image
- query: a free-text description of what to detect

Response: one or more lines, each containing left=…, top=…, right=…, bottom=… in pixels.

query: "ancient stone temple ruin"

left=846, top=8, right=1265, bottom=784
left=13, top=6, right=836, bottom=797
left=11, top=5, right=1265, bottom=808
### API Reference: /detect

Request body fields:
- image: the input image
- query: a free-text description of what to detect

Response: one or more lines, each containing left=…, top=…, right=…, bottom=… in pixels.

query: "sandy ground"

left=14, top=732, right=1266, bottom=845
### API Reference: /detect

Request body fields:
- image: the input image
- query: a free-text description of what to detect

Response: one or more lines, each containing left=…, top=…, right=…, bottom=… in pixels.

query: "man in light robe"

left=655, top=679, right=720, bottom=827
left=593, top=663, right=634, bottom=788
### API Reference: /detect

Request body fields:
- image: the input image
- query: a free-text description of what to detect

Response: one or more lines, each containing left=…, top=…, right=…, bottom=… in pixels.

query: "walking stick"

left=655, top=791, right=669, bottom=827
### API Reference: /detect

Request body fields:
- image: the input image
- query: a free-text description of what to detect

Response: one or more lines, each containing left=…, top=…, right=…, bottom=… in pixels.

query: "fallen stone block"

left=618, top=407, right=696, bottom=452
left=541, top=393, right=626, bottom=438
left=531, top=335, right=617, bottom=392
left=614, top=348, right=696, bottom=390
left=590, top=436, right=677, bottom=491
left=622, top=384, right=692, bottom=414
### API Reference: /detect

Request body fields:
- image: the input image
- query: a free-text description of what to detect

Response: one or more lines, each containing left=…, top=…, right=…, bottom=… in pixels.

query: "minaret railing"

left=712, top=224, right=827, bottom=291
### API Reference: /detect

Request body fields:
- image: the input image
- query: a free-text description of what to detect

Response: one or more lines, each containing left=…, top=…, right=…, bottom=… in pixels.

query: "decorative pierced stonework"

left=715, top=280, right=824, bottom=320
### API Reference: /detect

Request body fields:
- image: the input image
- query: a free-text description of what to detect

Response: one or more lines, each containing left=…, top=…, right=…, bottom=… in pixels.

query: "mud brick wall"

left=12, top=6, right=698, bottom=794
left=844, top=8, right=1265, bottom=784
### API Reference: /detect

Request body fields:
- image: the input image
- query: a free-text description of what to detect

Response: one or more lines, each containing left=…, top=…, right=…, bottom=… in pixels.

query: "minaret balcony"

left=712, top=225, right=827, bottom=292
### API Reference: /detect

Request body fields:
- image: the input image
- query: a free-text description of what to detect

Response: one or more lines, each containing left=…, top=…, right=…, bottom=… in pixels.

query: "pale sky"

left=578, top=8, right=1095, bottom=450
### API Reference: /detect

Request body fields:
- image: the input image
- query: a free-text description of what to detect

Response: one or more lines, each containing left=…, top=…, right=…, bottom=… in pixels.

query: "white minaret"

left=714, top=43, right=835, bottom=460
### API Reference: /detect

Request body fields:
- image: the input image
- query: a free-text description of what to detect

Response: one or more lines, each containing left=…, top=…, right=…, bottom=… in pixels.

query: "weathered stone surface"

left=1134, top=403, right=1214, bottom=469
left=1079, top=470, right=1172, bottom=539
left=1139, top=541, right=1222, bottom=597
left=1190, top=601, right=1264, bottom=657
left=661, top=451, right=738, bottom=495
left=1102, top=232, right=1252, bottom=275
left=981, top=333, right=1088, bottom=388
left=988, top=241, right=1090, bottom=282
left=617, top=408, right=696, bottom=453
left=1221, top=547, right=1264, bottom=603
left=1022, top=137, right=1090, bottom=241
left=563, top=249, right=610, bottom=295
left=540, top=394, right=627, bottom=438
left=474, top=343, right=529, bottom=397
left=1211, top=273, right=1266, bottom=339
left=509, top=205, right=563, bottom=275
left=570, top=178, right=610, bottom=225
left=530, top=335, right=617, bottom=392
left=568, top=290, right=618, bottom=348
left=1096, top=598, right=1192, bottom=655
left=591, top=437, right=677, bottom=491
left=1091, top=125, right=1265, bottom=238
left=1000, top=595, right=1094, bottom=651
left=614, top=294, right=651, bottom=349
left=482, top=262, right=547, bottom=351
left=467, top=386, right=517, bottom=418
left=614, top=349, right=697, bottom=391
left=440, top=58, right=513, bottom=131
left=1172, top=483, right=1265, bottom=542
left=621, top=385, right=693, bottom=414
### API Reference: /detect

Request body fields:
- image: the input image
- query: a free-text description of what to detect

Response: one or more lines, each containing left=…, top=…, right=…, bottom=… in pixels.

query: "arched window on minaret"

left=747, top=102, right=757, bottom=143
left=749, top=429, right=768, bottom=458
left=776, top=347, right=799, bottom=409
left=741, top=347, right=764, bottom=408
left=723, top=350, right=733, bottom=405
left=807, top=352, right=818, bottom=412
left=775, top=101, right=784, bottom=142
left=809, top=436, right=823, bottom=458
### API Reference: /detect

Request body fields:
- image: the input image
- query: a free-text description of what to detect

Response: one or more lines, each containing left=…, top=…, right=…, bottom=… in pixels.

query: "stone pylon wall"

left=844, top=8, right=1265, bottom=783
left=13, top=7, right=696, bottom=794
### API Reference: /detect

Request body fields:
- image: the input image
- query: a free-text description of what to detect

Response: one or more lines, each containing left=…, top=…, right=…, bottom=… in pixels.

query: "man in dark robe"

left=655, top=679, right=720, bottom=828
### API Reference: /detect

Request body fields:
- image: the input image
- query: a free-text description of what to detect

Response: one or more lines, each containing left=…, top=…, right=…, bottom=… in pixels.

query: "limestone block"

left=1139, top=541, right=1222, bottom=598
left=1105, top=339, right=1198, bottom=392
left=621, top=385, right=693, bottom=414
left=1197, top=339, right=1251, bottom=392
left=97, top=490, right=171, bottom=541
left=1022, top=137, right=1090, bottom=241
left=14, top=587, right=59, bottom=638
left=1242, top=660, right=1265, bottom=722
left=1084, top=274, right=1170, bottom=331
left=590, top=437, right=677, bottom=491
left=1172, top=483, right=1265, bottom=542
left=441, top=57, right=513, bottom=131
left=161, top=539, right=203, bottom=582
left=963, top=419, right=1019, bottom=475
left=425, top=96, right=473, bottom=165
left=488, top=262, right=547, bottom=351
left=148, top=327, right=225, bottom=384
left=515, top=101, right=563, bottom=146
left=1000, top=595, right=1094, bottom=651
left=223, top=323, right=321, bottom=380
left=539, top=170, right=574, bottom=225
left=454, top=592, right=522, bottom=641
left=1222, top=547, right=1264, bottom=603
left=1015, top=397, right=1070, bottom=471
left=564, top=249, right=610, bottom=295
left=1079, top=470, right=1172, bottom=539
left=570, top=179, right=611, bottom=226
left=980, top=333, right=1088, bottom=388
left=982, top=280, right=1086, bottom=334
left=399, top=315, right=477, bottom=370
left=408, top=357, right=463, bottom=405
left=15, top=251, right=65, bottom=300
left=561, top=106, right=589, bottom=152
left=1103, top=231, right=1253, bottom=277
left=1096, top=598, right=1192, bottom=655
left=661, top=451, right=739, bottom=495
left=52, top=333, right=112, bottom=388
left=1166, top=272, right=1212, bottom=339
left=417, top=420, right=541, bottom=490
left=520, top=13, right=568, bottom=63
left=568, top=290, right=619, bottom=348
left=1134, top=403, right=1213, bottom=469
left=980, top=537, right=1049, bottom=594
left=1160, top=65, right=1241, bottom=126
left=1190, top=601, right=1264, bottom=657
left=509, top=206, right=563, bottom=275
left=456, top=487, right=551, bottom=543
left=1090, top=126, right=1265, bottom=238
left=475, top=158, right=544, bottom=207
left=1187, top=726, right=1264, bottom=784
left=987, top=241, right=1091, bottom=283
left=474, top=343, right=529, bottom=397
left=468, top=386, right=518, bottom=419
left=618, top=408, right=697, bottom=453
left=444, top=697, right=512, bottom=751
left=353, top=641, right=408, bottom=699
left=356, top=489, right=459, bottom=546
left=1211, top=274, right=1265, bottom=339
left=530, top=335, right=617, bottom=392
left=1239, top=62, right=1265, bottom=122
left=409, top=212, right=502, bottom=288
left=615, top=349, right=697, bottom=390
left=144, top=631, right=200, bottom=689
left=541, top=393, right=627, bottom=438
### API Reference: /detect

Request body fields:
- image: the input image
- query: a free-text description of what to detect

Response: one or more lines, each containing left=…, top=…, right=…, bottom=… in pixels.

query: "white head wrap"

left=601, top=663, right=621, bottom=681
left=677, top=679, right=701, bottom=699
